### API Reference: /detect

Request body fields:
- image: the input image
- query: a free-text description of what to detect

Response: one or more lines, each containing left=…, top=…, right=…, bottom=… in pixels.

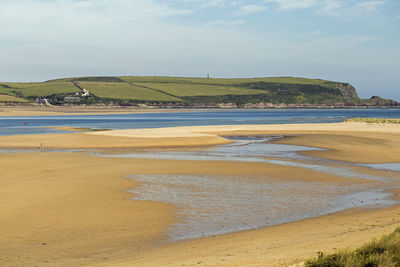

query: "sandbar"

left=0, top=122, right=400, bottom=266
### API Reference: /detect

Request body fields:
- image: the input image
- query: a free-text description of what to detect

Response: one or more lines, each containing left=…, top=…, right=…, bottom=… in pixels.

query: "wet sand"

left=1, top=122, right=400, bottom=266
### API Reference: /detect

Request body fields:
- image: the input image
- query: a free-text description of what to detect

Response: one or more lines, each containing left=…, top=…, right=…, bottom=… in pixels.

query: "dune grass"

left=77, top=82, right=182, bottom=101
left=345, top=118, right=400, bottom=124
left=135, top=82, right=267, bottom=97
left=305, top=227, right=400, bottom=267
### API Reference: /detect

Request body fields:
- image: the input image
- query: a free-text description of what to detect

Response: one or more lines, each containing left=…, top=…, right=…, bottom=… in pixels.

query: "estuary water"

left=99, top=136, right=400, bottom=241
left=1, top=108, right=400, bottom=136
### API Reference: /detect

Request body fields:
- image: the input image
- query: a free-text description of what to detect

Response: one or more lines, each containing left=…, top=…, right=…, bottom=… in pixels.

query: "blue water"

left=0, top=108, right=399, bottom=136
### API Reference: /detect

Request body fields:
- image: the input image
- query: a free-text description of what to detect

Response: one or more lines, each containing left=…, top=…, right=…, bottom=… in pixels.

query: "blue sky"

left=0, top=0, right=399, bottom=100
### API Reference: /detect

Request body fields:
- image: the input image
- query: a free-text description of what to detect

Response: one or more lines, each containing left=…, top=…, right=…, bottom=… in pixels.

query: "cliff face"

left=335, top=83, right=359, bottom=99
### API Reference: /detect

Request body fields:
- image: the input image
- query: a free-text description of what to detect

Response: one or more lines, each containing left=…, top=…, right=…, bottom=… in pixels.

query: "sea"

left=1, top=108, right=400, bottom=136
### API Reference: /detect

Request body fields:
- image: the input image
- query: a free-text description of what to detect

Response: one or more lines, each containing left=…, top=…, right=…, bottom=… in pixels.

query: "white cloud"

left=265, top=0, right=317, bottom=10
left=266, top=0, right=387, bottom=18
left=204, top=19, right=245, bottom=27
left=318, top=0, right=386, bottom=18
left=238, top=4, right=268, bottom=15
left=0, top=0, right=398, bottom=101
left=318, top=0, right=343, bottom=16
left=198, top=0, right=227, bottom=9
left=0, top=0, right=192, bottom=46
left=353, top=0, right=386, bottom=14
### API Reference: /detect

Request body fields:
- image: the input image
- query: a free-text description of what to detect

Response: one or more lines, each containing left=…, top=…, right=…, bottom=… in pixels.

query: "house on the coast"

left=75, top=89, right=90, bottom=97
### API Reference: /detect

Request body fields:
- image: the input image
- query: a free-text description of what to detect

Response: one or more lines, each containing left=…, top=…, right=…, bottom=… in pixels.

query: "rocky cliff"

left=335, top=83, right=359, bottom=99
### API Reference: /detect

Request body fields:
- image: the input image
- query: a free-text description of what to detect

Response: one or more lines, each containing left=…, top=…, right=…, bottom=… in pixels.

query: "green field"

left=0, top=94, right=28, bottom=103
left=121, top=76, right=336, bottom=87
left=0, top=76, right=394, bottom=106
left=0, top=86, right=15, bottom=96
left=2, top=82, right=79, bottom=97
left=77, top=82, right=182, bottom=101
left=134, top=82, right=267, bottom=97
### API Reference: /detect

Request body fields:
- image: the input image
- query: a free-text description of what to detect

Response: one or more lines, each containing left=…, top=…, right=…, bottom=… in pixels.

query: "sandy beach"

left=1, top=122, right=400, bottom=266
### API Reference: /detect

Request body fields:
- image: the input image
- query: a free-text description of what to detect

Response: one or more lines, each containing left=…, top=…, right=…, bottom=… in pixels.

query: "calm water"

left=129, top=174, right=395, bottom=241
left=1, top=108, right=400, bottom=136
left=103, top=138, right=387, bottom=181
left=101, top=136, right=400, bottom=240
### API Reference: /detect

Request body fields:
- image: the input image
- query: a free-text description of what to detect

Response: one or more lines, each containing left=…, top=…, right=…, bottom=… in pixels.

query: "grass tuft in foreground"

left=345, top=118, right=400, bottom=124
left=305, top=227, right=400, bottom=267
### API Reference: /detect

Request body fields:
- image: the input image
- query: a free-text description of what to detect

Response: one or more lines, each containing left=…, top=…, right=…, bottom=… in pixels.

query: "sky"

left=0, top=0, right=399, bottom=100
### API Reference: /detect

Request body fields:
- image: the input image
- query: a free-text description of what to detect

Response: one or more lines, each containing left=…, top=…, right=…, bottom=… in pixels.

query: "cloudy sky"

left=0, top=0, right=399, bottom=100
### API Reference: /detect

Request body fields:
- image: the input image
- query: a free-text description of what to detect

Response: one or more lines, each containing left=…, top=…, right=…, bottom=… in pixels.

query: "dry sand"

left=1, top=122, right=400, bottom=266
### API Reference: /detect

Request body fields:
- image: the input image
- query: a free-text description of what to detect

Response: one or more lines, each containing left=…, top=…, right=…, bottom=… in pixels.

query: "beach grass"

left=305, top=227, right=400, bottom=267
left=77, top=82, right=182, bottom=101
left=345, top=118, right=400, bottom=124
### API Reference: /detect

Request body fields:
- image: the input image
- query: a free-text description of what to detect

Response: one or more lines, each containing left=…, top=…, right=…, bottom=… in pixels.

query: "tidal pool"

left=359, top=163, right=400, bottom=172
left=128, top=174, right=395, bottom=241
left=102, top=137, right=387, bottom=181
left=99, top=136, right=399, bottom=240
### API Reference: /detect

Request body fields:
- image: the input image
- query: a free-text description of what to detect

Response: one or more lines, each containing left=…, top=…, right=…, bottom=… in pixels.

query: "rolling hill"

left=0, top=76, right=397, bottom=107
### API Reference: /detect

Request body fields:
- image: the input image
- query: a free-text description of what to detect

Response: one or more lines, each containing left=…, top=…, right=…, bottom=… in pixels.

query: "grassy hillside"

left=133, top=82, right=267, bottom=97
left=120, top=76, right=337, bottom=87
left=0, top=76, right=395, bottom=107
left=77, top=82, right=181, bottom=101
left=0, top=94, right=28, bottom=103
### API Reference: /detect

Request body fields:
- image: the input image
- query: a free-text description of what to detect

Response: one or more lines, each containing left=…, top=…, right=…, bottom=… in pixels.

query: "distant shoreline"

left=0, top=104, right=399, bottom=117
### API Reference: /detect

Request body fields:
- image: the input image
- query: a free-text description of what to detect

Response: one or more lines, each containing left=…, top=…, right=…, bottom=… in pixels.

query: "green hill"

left=0, top=76, right=397, bottom=107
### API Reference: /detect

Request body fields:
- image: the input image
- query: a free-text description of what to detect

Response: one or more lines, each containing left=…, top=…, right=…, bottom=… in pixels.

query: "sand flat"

left=1, top=152, right=369, bottom=266
left=1, top=122, right=400, bottom=266
left=1, top=122, right=399, bottom=162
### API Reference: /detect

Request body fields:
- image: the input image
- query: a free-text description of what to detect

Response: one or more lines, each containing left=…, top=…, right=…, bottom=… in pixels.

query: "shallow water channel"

left=99, top=136, right=400, bottom=241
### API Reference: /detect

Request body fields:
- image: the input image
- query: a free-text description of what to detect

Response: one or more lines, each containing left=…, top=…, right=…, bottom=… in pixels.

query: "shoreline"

left=0, top=105, right=399, bottom=117
left=0, top=122, right=399, bottom=163
left=1, top=122, right=400, bottom=266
